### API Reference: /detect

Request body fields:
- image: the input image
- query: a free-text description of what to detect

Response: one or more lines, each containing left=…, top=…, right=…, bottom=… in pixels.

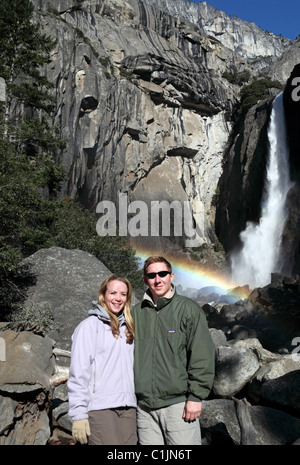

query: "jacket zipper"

left=93, top=358, right=96, bottom=393
left=152, top=310, right=159, bottom=398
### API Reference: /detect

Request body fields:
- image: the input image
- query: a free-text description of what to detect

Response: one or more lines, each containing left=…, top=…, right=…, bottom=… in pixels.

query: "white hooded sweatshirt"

left=67, top=303, right=136, bottom=421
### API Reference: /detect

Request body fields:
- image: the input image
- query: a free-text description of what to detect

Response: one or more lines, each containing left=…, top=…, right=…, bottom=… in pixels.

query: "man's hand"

left=182, top=400, right=202, bottom=422
left=72, top=419, right=91, bottom=444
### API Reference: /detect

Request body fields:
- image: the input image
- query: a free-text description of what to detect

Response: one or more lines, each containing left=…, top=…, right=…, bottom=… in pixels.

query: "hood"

left=88, top=301, right=126, bottom=325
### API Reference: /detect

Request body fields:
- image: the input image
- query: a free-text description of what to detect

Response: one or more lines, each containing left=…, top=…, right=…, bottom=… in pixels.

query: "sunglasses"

left=145, top=271, right=171, bottom=279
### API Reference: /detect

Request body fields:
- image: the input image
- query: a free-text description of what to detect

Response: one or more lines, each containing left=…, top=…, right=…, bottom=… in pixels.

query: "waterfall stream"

left=230, top=92, right=293, bottom=288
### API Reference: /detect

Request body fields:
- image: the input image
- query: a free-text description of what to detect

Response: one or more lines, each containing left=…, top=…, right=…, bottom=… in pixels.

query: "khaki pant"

left=88, top=408, right=138, bottom=445
left=137, top=402, right=201, bottom=445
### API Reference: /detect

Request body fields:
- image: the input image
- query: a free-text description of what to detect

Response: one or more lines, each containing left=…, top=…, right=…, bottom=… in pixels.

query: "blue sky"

left=189, top=0, right=299, bottom=40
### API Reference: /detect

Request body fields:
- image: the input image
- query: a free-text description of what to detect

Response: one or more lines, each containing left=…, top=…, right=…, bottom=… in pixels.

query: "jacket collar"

left=142, top=284, right=176, bottom=310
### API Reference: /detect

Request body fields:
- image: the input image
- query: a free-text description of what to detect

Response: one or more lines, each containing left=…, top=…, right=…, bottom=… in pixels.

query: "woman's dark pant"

left=88, top=407, right=137, bottom=445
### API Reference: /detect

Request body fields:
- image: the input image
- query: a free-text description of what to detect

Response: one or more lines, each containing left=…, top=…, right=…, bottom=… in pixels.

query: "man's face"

left=144, top=261, right=174, bottom=303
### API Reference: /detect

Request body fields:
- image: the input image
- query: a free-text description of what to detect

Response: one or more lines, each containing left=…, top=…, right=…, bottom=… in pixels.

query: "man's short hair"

left=143, top=256, right=172, bottom=276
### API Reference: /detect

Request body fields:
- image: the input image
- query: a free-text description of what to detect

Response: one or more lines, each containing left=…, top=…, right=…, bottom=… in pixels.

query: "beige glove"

left=72, top=419, right=91, bottom=444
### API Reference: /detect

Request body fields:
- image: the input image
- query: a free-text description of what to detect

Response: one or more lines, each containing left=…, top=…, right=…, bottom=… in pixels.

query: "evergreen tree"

left=0, top=0, right=65, bottom=192
left=238, top=78, right=283, bottom=116
left=0, top=1, right=56, bottom=116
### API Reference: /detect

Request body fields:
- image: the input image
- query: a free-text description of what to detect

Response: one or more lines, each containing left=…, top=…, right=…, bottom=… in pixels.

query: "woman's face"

left=103, top=280, right=128, bottom=314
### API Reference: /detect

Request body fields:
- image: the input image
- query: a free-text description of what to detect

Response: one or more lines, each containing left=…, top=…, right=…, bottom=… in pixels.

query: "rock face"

left=215, top=97, right=273, bottom=253
left=26, top=0, right=300, bottom=255
left=145, top=0, right=291, bottom=60
left=281, top=65, right=300, bottom=274
left=215, top=62, right=300, bottom=274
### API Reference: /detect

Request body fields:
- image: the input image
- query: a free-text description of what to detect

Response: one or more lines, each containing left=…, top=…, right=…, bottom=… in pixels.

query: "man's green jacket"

left=131, top=287, right=215, bottom=409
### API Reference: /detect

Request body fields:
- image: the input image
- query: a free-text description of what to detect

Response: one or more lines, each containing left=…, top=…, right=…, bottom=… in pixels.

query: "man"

left=131, top=256, right=215, bottom=445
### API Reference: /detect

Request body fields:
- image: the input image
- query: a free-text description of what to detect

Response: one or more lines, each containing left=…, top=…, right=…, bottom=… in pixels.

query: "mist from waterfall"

left=230, top=92, right=293, bottom=289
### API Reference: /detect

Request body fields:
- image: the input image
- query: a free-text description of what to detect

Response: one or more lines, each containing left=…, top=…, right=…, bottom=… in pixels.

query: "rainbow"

left=134, top=245, right=250, bottom=300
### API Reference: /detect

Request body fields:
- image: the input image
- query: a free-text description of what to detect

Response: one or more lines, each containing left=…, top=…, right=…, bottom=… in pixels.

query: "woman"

left=67, top=274, right=137, bottom=445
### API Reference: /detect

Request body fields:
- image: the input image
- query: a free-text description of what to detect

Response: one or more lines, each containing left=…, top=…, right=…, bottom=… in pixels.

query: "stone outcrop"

left=203, top=272, right=300, bottom=353
left=145, top=0, right=291, bottom=60
left=215, top=97, right=274, bottom=253
left=215, top=61, right=300, bottom=275
left=0, top=324, right=56, bottom=445
left=267, top=40, right=300, bottom=84
left=16, top=247, right=112, bottom=353
left=36, top=0, right=236, bottom=249
left=280, top=65, right=300, bottom=275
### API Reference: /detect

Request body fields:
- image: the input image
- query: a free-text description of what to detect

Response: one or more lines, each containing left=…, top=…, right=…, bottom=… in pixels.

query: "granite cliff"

left=26, top=0, right=300, bottom=270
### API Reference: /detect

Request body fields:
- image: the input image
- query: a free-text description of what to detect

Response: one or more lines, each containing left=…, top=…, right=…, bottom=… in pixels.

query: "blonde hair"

left=98, top=275, right=134, bottom=344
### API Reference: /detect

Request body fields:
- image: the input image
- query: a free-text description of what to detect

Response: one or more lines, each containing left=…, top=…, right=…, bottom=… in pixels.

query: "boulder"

left=0, top=328, right=55, bottom=393
left=201, top=399, right=300, bottom=445
left=201, top=399, right=239, bottom=445
left=18, top=247, right=112, bottom=353
left=213, top=339, right=261, bottom=398
left=0, top=325, right=56, bottom=445
left=249, top=405, right=300, bottom=445
left=259, top=370, right=300, bottom=415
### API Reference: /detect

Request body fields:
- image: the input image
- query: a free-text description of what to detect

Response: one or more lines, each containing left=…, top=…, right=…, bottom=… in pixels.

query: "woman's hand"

left=72, top=419, right=91, bottom=444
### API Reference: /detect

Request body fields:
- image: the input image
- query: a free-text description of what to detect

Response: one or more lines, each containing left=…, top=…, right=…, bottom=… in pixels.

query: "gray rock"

left=52, top=401, right=72, bottom=433
left=0, top=396, right=17, bottom=436
left=0, top=327, right=56, bottom=445
left=20, top=247, right=112, bottom=352
left=249, top=405, right=300, bottom=445
left=260, top=370, right=300, bottom=415
left=209, top=327, right=228, bottom=348
left=201, top=399, right=241, bottom=445
left=213, top=339, right=260, bottom=397
left=201, top=399, right=300, bottom=445
left=0, top=328, right=56, bottom=393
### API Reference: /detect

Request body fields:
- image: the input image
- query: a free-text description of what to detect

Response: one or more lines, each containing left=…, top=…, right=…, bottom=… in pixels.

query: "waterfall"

left=230, top=92, right=293, bottom=289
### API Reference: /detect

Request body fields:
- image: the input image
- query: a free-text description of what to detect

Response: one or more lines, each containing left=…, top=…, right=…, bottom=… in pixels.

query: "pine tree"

left=0, top=1, right=55, bottom=112
left=0, top=0, right=64, bottom=166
